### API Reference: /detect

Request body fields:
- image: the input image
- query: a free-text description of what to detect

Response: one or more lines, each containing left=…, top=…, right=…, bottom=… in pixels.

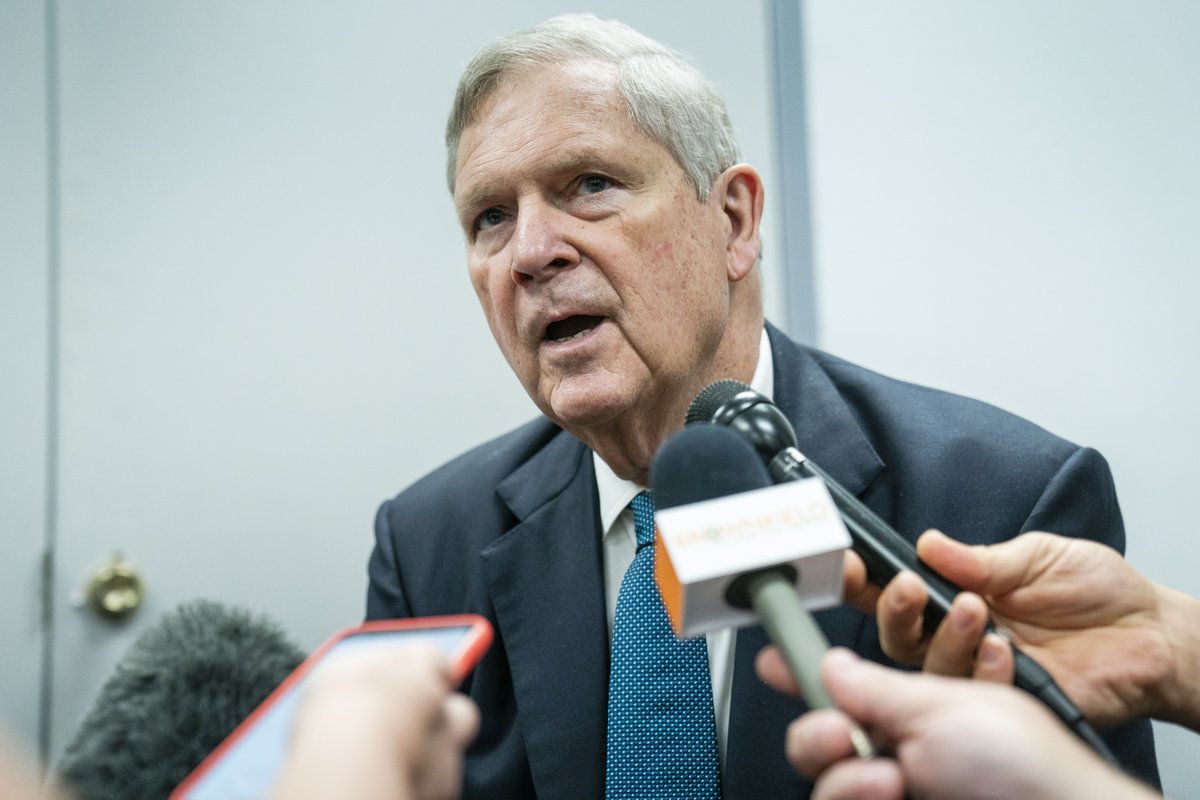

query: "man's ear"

left=716, top=164, right=764, bottom=282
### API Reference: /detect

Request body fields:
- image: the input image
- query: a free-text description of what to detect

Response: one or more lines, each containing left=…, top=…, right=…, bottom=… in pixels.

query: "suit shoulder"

left=789, top=345, right=1122, bottom=551
left=383, top=416, right=566, bottom=514
left=806, top=347, right=1077, bottom=463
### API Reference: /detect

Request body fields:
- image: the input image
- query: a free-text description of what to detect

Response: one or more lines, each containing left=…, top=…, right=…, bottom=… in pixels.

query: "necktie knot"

left=630, top=491, right=656, bottom=549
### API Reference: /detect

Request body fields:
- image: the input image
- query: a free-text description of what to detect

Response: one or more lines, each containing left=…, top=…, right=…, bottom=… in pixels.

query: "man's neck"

left=591, top=325, right=775, bottom=499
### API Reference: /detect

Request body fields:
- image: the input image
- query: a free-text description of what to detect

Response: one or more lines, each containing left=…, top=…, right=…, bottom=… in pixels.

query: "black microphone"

left=52, top=600, right=305, bottom=800
left=687, top=379, right=1120, bottom=766
left=651, top=423, right=874, bottom=758
left=688, top=379, right=966, bottom=627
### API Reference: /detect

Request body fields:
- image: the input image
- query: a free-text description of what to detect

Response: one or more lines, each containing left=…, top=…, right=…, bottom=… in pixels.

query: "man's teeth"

left=554, top=327, right=593, bottom=344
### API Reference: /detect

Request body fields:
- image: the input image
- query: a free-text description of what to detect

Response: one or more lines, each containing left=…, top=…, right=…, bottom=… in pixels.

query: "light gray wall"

left=0, top=1, right=51, bottom=751
left=802, top=1, right=1199, bottom=794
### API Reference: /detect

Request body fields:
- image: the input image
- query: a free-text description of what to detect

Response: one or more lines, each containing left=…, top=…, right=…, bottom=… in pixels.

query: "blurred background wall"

left=1, top=0, right=1195, bottom=793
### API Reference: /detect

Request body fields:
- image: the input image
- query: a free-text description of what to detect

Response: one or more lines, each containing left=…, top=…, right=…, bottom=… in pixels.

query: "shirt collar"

left=593, top=327, right=776, bottom=533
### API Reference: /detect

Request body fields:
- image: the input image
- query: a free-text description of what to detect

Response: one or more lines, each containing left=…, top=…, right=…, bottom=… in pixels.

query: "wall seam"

left=768, top=0, right=819, bottom=345
left=39, top=0, right=61, bottom=767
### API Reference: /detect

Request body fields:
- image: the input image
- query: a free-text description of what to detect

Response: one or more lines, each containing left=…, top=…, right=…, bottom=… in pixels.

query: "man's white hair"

left=445, top=13, right=741, bottom=202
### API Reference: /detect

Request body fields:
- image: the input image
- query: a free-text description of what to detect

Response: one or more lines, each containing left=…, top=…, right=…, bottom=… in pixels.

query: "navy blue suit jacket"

left=367, top=323, right=1159, bottom=799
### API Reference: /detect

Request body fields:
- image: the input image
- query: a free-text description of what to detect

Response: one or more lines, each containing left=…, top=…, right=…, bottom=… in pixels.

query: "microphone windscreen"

left=651, top=423, right=771, bottom=509
left=684, top=379, right=750, bottom=425
left=53, top=600, right=305, bottom=800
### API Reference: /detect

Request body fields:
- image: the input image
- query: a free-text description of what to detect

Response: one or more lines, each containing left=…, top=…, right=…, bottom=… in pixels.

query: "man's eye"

left=579, top=175, right=612, bottom=194
left=477, top=208, right=507, bottom=230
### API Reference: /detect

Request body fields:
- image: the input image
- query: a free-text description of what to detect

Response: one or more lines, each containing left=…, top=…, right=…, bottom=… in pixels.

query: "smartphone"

left=170, top=614, right=492, bottom=800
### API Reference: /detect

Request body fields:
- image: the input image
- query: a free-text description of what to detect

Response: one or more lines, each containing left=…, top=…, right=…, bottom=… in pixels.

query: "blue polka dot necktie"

left=605, top=491, right=722, bottom=799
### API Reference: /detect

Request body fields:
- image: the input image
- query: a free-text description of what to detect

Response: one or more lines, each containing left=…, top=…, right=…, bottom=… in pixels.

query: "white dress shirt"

left=594, top=329, right=775, bottom=769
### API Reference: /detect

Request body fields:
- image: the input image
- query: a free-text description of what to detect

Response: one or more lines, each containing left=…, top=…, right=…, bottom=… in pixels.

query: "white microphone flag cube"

left=654, top=477, right=852, bottom=638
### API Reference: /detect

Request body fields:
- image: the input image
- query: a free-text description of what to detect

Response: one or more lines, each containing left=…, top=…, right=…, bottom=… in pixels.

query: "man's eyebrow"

left=545, top=150, right=603, bottom=173
left=455, top=150, right=631, bottom=217
left=544, top=149, right=628, bottom=180
left=454, top=183, right=497, bottom=219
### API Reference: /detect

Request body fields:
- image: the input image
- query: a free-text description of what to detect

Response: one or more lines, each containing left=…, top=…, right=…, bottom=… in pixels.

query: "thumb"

left=915, top=529, right=1047, bottom=595
left=820, top=649, right=946, bottom=742
left=442, top=693, right=480, bottom=749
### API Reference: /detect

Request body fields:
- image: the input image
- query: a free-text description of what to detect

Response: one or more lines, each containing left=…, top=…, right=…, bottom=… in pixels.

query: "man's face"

left=453, top=61, right=746, bottom=476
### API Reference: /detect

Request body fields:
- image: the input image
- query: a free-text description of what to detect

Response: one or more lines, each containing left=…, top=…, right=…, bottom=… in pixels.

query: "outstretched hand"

left=856, top=529, right=1192, bottom=728
left=756, top=647, right=1158, bottom=800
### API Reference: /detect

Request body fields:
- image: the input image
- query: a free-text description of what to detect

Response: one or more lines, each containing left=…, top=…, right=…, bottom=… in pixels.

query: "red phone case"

left=171, top=614, right=492, bottom=799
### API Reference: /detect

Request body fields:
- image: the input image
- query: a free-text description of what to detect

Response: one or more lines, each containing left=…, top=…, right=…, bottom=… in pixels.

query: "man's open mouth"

left=544, top=315, right=604, bottom=344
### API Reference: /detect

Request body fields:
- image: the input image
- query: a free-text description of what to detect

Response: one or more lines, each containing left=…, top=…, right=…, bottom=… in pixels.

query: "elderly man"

left=366, top=13, right=1159, bottom=800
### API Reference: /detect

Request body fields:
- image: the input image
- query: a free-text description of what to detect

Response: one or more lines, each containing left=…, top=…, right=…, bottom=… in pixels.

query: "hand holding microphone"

left=878, top=528, right=1200, bottom=732
left=686, top=380, right=1120, bottom=764
left=759, top=648, right=1160, bottom=800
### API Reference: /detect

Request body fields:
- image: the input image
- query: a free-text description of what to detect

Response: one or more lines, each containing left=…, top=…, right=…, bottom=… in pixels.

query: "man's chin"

left=545, top=400, right=625, bottom=433
left=542, top=385, right=635, bottom=434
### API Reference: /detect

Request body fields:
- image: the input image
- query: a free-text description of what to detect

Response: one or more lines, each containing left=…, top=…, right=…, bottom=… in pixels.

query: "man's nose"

left=510, top=201, right=578, bottom=285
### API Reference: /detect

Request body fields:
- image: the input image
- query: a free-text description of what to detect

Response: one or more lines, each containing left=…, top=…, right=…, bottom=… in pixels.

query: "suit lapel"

left=723, top=325, right=884, bottom=798
left=482, top=431, right=608, bottom=800
left=766, top=321, right=883, bottom=498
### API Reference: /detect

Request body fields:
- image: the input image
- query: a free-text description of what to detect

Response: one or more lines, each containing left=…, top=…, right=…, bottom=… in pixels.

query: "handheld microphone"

left=53, top=600, right=305, bottom=800
left=687, top=379, right=1120, bottom=765
left=688, top=379, right=965, bottom=629
left=651, top=423, right=874, bottom=758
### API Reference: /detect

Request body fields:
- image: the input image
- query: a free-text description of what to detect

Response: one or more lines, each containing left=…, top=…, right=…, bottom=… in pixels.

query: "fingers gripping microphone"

left=651, top=423, right=874, bottom=758
left=687, top=379, right=1120, bottom=766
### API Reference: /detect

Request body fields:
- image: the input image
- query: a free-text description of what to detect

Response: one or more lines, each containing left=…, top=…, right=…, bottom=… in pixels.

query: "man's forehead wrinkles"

left=455, top=141, right=523, bottom=212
